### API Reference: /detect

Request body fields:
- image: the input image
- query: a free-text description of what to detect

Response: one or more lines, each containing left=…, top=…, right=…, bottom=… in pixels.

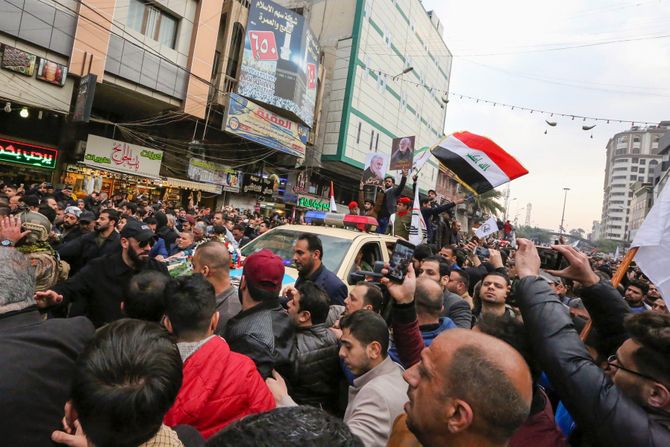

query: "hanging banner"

left=83, top=134, right=163, bottom=178
left=0, top=137, right=58, bottom=169
left=224, top=93, right=308, bottom=157
left=187, top=157, right=241, bottom=192
left=72, top=74, right=97, bottom=123
left=242, top=174, right=276, bottom=195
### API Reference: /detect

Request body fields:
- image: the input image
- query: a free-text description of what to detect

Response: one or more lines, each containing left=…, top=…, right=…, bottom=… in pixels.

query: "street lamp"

left=559, top=187, right=570, bottom=234
left=393, top=66, right=414, bottom=80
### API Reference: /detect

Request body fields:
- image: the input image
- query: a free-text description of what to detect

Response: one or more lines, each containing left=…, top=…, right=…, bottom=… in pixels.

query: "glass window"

left=127, top=0, right=145, bottom=32
left=158, top=13, right=177, bottom=48
left=640, top=159, right=646, bottom=165
left=125, top=0, right=178, bottom=49
left=241, top=229, right=351, bottom=274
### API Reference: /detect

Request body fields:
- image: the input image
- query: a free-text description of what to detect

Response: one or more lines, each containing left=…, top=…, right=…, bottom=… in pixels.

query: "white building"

left=276, top=0, right=450, bottom=197
left=600, top=123, right=669, bottom=241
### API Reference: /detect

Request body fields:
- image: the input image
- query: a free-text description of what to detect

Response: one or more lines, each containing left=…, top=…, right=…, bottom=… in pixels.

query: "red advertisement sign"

left=307, top=63, right=316, bottom=89
left=249, top=31, right=278, bottom=61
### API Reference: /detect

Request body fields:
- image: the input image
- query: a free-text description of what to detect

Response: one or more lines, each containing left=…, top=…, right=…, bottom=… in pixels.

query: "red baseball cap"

left=348, top=201, right=358, bottom=209
left=243, top=249, right=285, bottom=292
left=398, top=197, right=411, bottom=205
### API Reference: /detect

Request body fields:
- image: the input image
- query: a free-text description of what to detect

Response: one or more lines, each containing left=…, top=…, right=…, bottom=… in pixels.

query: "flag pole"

left=579, top=247, right=638, bottom=341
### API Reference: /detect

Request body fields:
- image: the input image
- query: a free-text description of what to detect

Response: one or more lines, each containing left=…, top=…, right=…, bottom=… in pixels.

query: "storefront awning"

left=161, top=177, right=223, bottom=194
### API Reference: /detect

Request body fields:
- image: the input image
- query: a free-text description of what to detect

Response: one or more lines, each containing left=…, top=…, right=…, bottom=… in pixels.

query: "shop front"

left=0, top=136, right=59, bottom=186
left=65, top=134, right=165, bottom=201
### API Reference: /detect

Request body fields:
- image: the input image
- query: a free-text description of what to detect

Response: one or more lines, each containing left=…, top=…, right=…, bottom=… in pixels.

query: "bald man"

left=191, top=240, right=240, bottom=334
left=400, top=329, right=532, bottom=447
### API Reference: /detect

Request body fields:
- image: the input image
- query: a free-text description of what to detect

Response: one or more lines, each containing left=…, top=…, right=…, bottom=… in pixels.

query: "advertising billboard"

left=83, top=134, right=163, bottom=178
left=187, top=157, right=242, bottom=192
left=224, top=93, right=308, bottom=158
left=237, top=0, right=319, bottom=127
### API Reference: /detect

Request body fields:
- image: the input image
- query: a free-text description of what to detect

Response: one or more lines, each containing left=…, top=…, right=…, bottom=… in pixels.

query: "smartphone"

left=387, top=240, right=416, bottom=283
left=537, top=247, right=568, bottom=270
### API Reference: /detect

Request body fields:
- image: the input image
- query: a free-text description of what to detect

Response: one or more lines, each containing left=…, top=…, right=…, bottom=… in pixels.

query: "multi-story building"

left=600, top=122, right=670, bottom=241
left=628, top=181, right=654, bottom=242
left=276, top=0, right=450, bottom=201
left=589, top=220, right=602, bottom=241
left=0, top=0, right=328, bottom=212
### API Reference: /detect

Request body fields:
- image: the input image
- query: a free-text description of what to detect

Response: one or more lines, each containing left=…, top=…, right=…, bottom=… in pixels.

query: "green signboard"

left=298, top=195, right=330, bottom=211
left=0, top=137, right=58, bottom=169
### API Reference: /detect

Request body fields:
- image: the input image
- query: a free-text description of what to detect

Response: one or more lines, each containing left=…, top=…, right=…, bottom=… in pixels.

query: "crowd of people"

left=1, top=179, right=669, bottom=447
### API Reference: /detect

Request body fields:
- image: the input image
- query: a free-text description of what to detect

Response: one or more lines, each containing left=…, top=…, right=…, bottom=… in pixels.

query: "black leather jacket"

left=289, top=323, right=342, bottom=412
left=225, top=298, right=296, bottom=380
left=516, top=276, right=670, bottom=446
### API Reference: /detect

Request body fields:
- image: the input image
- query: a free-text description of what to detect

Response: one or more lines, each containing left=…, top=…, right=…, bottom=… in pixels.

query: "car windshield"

left=241, top=229, right=352, bottom=272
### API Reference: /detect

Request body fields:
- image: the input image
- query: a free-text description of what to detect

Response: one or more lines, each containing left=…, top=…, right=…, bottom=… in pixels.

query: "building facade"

left=276, top=0, right=450, bottom=201
left=600, top=122, right=669, bottom=241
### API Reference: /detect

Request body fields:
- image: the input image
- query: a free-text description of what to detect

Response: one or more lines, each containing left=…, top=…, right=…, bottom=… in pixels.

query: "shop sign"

left=187, top=157, right=241, bottom=192
left=36, top=58, right=67, bottom=87
left=242, top=174, right=275, bottom=195
left=297, top=194, right=330, bottom=211
left=223, top=93, right=308, bottom=158
left=83, top=134, right=163, bottom=178
left=0, top=137, right=58, bottom=169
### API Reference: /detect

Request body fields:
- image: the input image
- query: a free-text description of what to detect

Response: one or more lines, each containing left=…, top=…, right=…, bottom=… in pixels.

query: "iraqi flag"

left=431, top=131, right=528, bottom=194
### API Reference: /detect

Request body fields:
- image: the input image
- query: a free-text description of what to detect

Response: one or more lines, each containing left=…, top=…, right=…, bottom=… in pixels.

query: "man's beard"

left=128, top=247, right=148, bottom=269
left=62, top=221, right=75, bottom=230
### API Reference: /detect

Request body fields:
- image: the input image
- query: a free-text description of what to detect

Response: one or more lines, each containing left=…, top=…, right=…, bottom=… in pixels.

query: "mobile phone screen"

left=388, top=241, right=415, bottom=283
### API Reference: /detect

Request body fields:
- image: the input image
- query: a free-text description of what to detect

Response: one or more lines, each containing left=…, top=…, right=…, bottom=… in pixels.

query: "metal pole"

left=559, top=187, right=570, bottom=234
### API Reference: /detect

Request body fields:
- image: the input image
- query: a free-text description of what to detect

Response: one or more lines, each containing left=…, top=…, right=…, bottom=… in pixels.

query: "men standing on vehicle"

left=293, top=233, right=348, bottom=306
left=387, top=197, right=412, bottom=240
left=377, top=170, right=408, bottom=233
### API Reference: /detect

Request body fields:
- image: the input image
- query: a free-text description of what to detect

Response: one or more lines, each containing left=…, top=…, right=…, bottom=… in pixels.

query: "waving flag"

left=632, top=183, right=670, bottom=299
left=408, top=185, right=426, bottom=245
left=329, top=181, right=337, bottom=213
left=431, top=131, right=528, bottom=194
left=475, top=216, right=500, bottom=239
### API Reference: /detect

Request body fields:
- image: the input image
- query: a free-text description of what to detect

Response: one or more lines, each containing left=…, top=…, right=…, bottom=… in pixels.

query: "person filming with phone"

left=513, top=239, right=670, bottom=446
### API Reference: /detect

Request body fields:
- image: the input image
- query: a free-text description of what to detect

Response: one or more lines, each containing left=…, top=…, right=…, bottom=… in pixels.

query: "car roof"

left=269, top=224, right=397, bottom=243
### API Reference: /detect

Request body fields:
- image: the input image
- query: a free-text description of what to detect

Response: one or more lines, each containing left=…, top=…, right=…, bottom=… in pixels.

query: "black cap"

left=79, top=211, right=96, bottom=223
left=120, top=220, right=155, bottom=242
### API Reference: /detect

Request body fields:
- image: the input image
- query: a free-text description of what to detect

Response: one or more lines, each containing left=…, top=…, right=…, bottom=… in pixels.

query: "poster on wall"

left=83, top=134, right=163, bottom=178
left=390, top=136, right=415, bottom=171
left=187, top=157, right=241, bottom=192
left=362, top=152, right=389, bottom=187
left=237, top=0, right=320, bottom=127
left=224, top=93, right=308, bottom=157
left=36, top=58, right=67, bottom=86
left=1, top=45, right=37, bottom=76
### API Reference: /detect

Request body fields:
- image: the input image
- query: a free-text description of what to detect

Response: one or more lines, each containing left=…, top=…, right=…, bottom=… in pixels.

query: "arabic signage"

left=187, top=157, right=242, bottom=192
left=224, top=93, right=308, bottom=157
left=1, top=45, right=37, bottom=76
left=237, top=0, right=320, bottom=127
left=242, top=174, right=276, bottom=196
left=83, top=134, right=163, bottom=178
left=72, top=74, right=97, bottom=123
left=297, top=194, right=330, bottom=211
left=0, top=138, right=58, bottom=169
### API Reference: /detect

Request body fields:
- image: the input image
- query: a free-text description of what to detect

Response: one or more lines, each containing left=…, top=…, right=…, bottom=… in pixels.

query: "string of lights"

left=372, top=68, right=659, bottom=126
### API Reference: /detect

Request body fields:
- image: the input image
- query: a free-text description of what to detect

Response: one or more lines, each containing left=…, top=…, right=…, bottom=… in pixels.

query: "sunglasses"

left=607, top=355, right=660, bottom=383
left=137, top=239, right=154, bottom=249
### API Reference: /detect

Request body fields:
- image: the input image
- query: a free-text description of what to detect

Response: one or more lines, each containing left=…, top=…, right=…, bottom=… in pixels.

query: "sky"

left=421, top=0, right=670, bottom=234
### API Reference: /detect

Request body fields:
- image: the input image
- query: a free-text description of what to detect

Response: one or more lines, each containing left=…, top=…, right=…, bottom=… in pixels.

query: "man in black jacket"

left=36, top=220, right=168, bottom=327
left=225, top=249, right=296, bottom=379
left=514, top=240, right=670, bottom=446
left=377, top=171, right=408, bottom=233
left=0, top=248, right=94, bottom=447
left=293, top=233, right=348, bottom=306
left=57, top=208, right=121, bottom=275
left=286, top=280, right=341, bottom=413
